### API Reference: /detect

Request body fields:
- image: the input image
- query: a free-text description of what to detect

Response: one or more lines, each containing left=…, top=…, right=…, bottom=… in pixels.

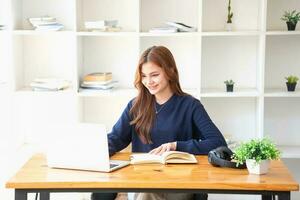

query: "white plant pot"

left=225, top=23, right=233, bottom=31
left=246, top=159, right=270, bottom=175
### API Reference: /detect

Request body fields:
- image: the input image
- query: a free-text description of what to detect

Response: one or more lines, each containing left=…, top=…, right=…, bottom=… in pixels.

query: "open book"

left=130, top=151, right=197, bottom=165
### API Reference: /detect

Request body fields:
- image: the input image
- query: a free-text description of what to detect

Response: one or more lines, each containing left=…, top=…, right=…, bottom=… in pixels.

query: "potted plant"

left=281, top=10, right=300, bottom=31
left=224, top=79, right=234, bottom=92
left=225, top=0, right=233, bottom=31
left=232, top=138, right=280, bottom=175
left=285, top=75, right=299, bottom=92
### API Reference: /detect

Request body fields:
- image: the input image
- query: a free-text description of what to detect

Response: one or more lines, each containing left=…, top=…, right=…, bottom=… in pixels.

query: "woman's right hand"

left=149, top=142, right=177, bottom=155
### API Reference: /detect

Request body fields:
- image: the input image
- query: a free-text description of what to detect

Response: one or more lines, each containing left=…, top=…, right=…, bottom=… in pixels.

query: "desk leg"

left=15, top=190, right=27, bottom=200
left=278, top=192, right=290, bottom=200
left=261, top=195, right=272, bottom=200
left=40, top=191, right=50, bottom=200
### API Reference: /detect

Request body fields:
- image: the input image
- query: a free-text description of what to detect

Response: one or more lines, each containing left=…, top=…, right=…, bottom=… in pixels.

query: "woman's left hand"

left=149, top=142, right=177, bottom=155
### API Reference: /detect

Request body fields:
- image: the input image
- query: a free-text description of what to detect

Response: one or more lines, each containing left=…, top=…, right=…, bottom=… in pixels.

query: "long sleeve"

left=176, top=99, right=227, bottom=154
left=108, top=101, right=133, bottom=156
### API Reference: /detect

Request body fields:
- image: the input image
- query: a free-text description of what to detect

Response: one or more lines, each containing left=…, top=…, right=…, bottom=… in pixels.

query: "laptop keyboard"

left=110, top=163, right=119, bottom=168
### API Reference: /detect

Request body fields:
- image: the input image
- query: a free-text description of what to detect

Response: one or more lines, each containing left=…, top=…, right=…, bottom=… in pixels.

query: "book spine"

left=83, top=74, right=112, bottom=82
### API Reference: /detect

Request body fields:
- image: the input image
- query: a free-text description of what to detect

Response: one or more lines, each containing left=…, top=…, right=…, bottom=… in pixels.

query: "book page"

left=162, top=151, right=197, bottom=164
left=130, top=151, right=197, bottom=164
left=130, top=153, right=163, bottom=164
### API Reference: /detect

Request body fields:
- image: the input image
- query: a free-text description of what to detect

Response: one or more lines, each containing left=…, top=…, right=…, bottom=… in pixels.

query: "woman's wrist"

left=171, top=142, right=177, bottom=151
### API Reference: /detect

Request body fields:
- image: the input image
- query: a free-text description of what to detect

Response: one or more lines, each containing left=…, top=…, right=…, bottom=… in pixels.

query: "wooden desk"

left=6, top=153, right=299, bottom=200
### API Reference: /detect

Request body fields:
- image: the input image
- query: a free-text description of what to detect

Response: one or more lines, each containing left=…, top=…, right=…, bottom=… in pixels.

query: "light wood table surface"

left=6, top=153, right=299, bottom=200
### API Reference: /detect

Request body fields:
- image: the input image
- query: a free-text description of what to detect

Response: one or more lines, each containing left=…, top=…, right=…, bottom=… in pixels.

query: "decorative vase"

left=286, top=82, right=297, bottom=91
left=286, top=22, right=297, bottom=31
left=226, top=84, right=234, bottom=92
left=246, top=159, right=270, bottom=175
left=225, top=23, right=233, bottom=31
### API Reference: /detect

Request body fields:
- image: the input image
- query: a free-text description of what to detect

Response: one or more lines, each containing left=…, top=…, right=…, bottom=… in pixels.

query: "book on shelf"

left=149, top=26, right=178, bottom=33
left=85, top=20, right=121, bottom=32
left=148, top=22, right=196, bottom=33
left=30, top=78, right=71, bottom=91
left=28, top=16, right=64, bottom=31
left=28, top=16, right=56, bottom=23
left=85, top=20, right=118, bottom=29
left=90, top=26, right=122, bottom=32
left=165, top=21, right=197, bottom=32
left=83, top=72, right=113, bottom=82
left=82, top=80, right=113, bottom=85
left=34, top=24, right=64, bottom=31
left=0, top=24, right=7, bottom=30
left=130, top=151, right=197, bottom=165
left=80, top=81, right=118, bottom=90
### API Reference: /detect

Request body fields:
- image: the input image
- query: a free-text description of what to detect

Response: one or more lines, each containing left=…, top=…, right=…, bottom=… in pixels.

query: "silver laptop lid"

left=47, top=123, right=111, bottom=172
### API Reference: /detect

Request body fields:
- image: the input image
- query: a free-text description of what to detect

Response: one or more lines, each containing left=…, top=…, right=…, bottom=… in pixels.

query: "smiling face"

left=141, top=62, right=170, bottom=97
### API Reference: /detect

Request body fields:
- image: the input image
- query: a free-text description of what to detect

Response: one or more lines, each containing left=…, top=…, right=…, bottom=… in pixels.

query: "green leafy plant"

left=227, top=0, right=233, bottom=23
left=232, top=138, right=281, bottom=166
left=224, top=79, right=235, bottom=85
left=281, top=10, right=300, bottom=25
left=285, top=75, right=299, bottom=84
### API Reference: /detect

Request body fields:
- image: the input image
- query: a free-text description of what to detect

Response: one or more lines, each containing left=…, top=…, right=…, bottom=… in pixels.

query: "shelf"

left=78, top=36, right=138, bottom=88
left=201, top=88, right=259, bottom=97
left=11, top=0, right=75, bottom=31
left=77, top=0, right=138, bottom=32
left=140, top=32, right=199, bottom=37
left=266, top=0, right=300, bottom=32
left=279, top=145, right=300, bottom=159
left=266, top=31, right=300, bottom=36
left=202, top=0, right=261, bottom=32
left=1, top=0, right=299, bottom=160
left=201, top=98, right=257, bottom=142
left=202, top=31, right=260, bottom=36
left=264, top=89, right=300, bottom=97
left=78, top=88, right=198, bottom=98
left=265, top=35, right=300, bottom=90
left=78, top=88, right=137, bottom=97
left=14, top=87, right=75, bottom=96
left=12, top=30, right=75, bottom=36
left=140, top=0, right=199, bottom=33
left=77, top=31, right=137, bottom=37
left=202, top=36, right=259, bottom=90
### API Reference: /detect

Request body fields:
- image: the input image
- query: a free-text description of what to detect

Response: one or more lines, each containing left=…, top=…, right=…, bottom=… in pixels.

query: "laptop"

left=47, top=123, right=130, bottom=172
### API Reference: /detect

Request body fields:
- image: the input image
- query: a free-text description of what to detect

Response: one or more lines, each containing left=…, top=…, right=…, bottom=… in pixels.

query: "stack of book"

left=84, top=20, right=121, bottom=32
left=81, top=72, right=117, bottom=90
left=149, top=21, right=196, bottom=33
left=30, top=78, right=71, bottom=91
left=0, top=24, right=7, bottom=30
left=28, top=16, right=64, bottom=31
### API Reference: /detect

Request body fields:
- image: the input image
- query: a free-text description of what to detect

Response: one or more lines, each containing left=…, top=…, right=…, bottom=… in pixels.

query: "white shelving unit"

left=0, top=0, right=300, bottom=159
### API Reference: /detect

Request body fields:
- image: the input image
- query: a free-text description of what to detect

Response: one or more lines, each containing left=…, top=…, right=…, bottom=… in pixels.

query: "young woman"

left=92, top=46, right=227, bottom=200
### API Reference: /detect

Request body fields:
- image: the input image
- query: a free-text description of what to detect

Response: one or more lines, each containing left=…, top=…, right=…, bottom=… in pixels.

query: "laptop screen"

left=47, top=123, right=112, bottom=172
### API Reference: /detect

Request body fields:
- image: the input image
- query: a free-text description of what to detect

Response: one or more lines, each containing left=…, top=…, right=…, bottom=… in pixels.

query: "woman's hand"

left=149, top=142, right=177, bottom=155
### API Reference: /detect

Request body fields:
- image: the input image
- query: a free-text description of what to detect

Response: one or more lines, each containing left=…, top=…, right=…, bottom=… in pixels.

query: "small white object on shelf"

left=30, top=78, right=71, bottom=91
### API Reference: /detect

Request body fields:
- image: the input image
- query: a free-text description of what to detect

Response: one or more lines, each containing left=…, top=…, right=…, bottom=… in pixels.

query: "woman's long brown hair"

left=130, top=46, right=186, bottom=144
